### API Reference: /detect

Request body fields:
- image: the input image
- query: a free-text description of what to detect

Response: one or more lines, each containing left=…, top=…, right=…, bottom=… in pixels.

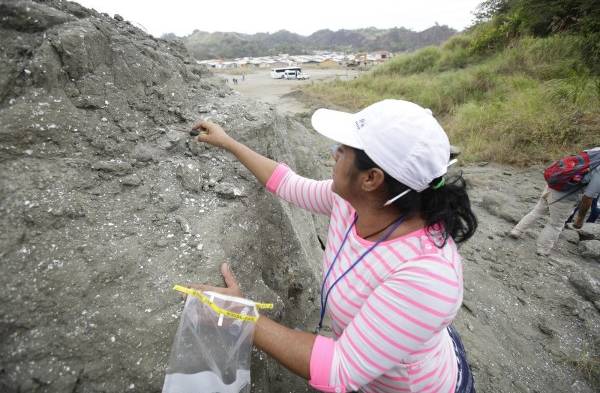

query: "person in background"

left=510, top=147, right=600, bottom=255
left=189, top=100, right=477, bottom=392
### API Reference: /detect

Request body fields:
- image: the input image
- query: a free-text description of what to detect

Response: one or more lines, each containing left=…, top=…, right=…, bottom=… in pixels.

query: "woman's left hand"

left=186, top=263, right=243, bottom=298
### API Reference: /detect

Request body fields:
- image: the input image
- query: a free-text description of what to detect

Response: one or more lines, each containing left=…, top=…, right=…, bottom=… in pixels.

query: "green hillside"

left=302, top=0, right=600, bottom=164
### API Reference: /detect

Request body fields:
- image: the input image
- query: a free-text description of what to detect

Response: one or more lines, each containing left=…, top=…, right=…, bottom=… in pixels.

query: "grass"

left=560, top=340, right=600, bottom=389
left=301, top=32, right=600, bottom=165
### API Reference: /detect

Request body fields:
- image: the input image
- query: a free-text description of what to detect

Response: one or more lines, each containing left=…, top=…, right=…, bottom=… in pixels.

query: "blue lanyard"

left=316, top=214, right=405, bottom=333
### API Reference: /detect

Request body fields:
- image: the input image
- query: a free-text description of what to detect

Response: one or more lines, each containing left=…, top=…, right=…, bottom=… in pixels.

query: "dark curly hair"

left=353, top=148, right=477, bottom=247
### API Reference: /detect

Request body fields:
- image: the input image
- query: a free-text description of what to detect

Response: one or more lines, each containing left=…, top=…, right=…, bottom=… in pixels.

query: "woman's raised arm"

left=192, top=120, right=277, bottom=186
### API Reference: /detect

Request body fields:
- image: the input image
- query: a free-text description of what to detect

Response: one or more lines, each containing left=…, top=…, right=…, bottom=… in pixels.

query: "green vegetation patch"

left=302, top=32, right=600, bottom=165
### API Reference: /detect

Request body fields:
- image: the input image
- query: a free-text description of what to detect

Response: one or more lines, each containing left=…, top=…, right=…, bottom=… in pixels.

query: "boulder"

left=561, top=229, right=580, bottom=244
left=0, top=1, right=75, bottom=32
left=578, top=240, right=600, bottom=260
left=481, top=191, right=522, bottom=223
left=579, top=223, right=600, bottom=241
left=569, top=270, right=600, bottom=304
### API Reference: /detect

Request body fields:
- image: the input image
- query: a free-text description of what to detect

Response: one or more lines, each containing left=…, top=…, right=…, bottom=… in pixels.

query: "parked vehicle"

left=283, top=69, right=299, bottom=79
left=283, top=69, right=310, bottom=80
left=270, top=67, right=301, bottom=79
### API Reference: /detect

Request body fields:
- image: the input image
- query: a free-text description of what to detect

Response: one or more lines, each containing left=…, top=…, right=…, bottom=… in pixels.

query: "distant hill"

left=174, top=25, right=457, bottom=59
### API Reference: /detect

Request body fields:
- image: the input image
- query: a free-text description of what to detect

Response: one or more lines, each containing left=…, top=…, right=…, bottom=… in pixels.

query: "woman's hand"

left=191, top=120, right=233, bottom=149
left=186, top=263, right=243, bottom=298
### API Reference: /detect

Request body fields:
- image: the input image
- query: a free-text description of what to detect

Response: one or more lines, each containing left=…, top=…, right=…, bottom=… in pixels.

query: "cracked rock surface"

left=0, top=1, right=329, bottom=392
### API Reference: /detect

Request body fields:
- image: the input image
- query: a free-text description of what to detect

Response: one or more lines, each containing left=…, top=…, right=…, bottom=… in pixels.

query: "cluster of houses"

left=197, top=51, right=393, bottom=70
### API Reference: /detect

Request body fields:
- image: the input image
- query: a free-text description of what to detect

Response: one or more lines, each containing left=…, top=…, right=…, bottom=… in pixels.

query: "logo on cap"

left=355, top=118, right=366, bottom=130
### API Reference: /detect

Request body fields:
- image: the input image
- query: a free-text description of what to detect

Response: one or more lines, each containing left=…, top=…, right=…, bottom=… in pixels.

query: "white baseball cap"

left=311, top=99, right=451, bottom=193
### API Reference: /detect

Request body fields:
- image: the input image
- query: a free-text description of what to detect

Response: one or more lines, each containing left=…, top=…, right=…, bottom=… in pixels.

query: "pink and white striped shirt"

left=266, top=164, right=463, bottom=393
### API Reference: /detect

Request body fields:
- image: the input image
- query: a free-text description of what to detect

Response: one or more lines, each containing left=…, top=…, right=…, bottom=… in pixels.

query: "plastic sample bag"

left=162, top=286, right=272, bottom=393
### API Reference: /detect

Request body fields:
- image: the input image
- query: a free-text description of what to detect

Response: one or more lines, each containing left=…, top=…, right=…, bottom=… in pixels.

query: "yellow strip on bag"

left=173, top=285, right=273, bottom=322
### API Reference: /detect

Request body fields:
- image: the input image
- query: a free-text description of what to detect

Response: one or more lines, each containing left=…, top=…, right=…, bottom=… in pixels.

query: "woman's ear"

left=362, top=168, right=386, bottom=192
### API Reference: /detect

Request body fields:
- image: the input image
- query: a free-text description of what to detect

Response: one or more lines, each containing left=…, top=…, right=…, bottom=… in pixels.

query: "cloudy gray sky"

left=76, top=0, right=483, bottom=37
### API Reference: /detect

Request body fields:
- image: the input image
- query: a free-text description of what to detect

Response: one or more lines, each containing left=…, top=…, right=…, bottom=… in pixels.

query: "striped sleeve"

left=266, top=163, right=334, bottom=216
left=310, top=256, right=462, bottom=392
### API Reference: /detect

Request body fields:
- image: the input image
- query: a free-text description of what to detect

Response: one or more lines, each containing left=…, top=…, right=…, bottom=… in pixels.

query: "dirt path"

left=215, top=68, right=359, bottom=114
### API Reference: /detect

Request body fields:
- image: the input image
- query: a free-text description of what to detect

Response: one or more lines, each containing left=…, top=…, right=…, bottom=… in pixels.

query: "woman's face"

left=331, top=144, right=360, bottom=199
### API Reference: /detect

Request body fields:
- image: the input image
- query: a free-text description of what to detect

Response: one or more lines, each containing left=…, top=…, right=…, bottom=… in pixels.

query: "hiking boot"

left=509, top=228, right=522, bottom=239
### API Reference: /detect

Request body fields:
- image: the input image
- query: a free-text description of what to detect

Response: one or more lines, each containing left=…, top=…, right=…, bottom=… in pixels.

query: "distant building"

left=372, top=51, right=392, bottom=61
left=199, top=50, right=392, bottom=70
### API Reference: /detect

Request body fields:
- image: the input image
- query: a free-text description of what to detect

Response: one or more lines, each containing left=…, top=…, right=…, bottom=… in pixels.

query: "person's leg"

left=587, top=196, right=599, bottom=223
left=536, top=193, right=575, bottom=255
left=565, top=204, right=578, bottom=224
left=511, top=188, right=550, bottom=238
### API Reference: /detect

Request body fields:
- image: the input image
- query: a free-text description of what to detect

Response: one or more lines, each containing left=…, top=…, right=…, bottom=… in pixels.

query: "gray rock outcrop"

left=0, top=2, right=324, bottom=392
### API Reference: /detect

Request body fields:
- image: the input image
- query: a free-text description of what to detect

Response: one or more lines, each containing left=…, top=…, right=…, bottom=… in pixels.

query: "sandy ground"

left=215, top=68, right=359, bottom=114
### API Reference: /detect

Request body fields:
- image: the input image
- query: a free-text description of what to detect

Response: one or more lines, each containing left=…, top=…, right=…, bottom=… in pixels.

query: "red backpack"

left=544, top=150, right=600, bottom=192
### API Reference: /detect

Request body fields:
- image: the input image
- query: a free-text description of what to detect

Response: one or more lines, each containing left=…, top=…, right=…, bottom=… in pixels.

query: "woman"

left=190, top=99, right=477, bottom=392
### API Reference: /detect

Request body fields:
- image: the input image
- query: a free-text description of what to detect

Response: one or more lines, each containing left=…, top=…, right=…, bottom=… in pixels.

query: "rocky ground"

left=0, top=1, right=599, bottom=393
left=454, top=164, right=600, bottom=393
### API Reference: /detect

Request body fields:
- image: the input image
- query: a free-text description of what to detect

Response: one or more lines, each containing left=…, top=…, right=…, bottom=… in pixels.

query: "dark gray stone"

left=562, top=229, right=580, bottom=244
left=121, top=174, right=142, bottom=186
left=132, top=144, right=161, bottom=162
left=92, top=160, right=133, bottom=175
left=579, top=223, right=600, bottom=241
left=569, top=270, right=600, bottom=303
left=578, top=240, right=600, bottom=260
left=481, top=191, right=521, bottom=224
left=214, top=183, right=247, bottom=199
left=176, top=162, right=203, bottom=193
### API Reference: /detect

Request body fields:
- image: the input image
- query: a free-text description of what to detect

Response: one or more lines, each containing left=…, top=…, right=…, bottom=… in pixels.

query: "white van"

left=283, top=69, right=299, bottom=79
left=270, top=67, right=301, bottom=79
left=283, top=69, right=310, bottom=80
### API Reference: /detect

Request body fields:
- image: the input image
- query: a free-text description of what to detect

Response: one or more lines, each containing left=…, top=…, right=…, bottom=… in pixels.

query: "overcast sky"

left=76, top=0, right=483, bottom=37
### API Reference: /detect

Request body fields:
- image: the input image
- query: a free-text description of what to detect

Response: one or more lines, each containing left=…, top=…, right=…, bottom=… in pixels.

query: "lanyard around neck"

left=316, top=213, right=405, bottom=333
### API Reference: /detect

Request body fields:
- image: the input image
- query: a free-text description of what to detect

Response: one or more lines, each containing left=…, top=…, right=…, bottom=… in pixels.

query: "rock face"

left=0, top=2, right=325, bottom=392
